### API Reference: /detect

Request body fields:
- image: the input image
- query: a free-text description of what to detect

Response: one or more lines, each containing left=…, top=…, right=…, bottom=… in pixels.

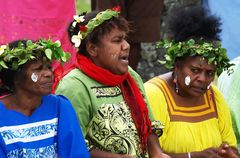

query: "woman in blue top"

left=0, top=39, right=90, bottom=158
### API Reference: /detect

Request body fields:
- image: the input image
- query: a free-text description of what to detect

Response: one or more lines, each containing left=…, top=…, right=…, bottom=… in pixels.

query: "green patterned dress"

left=55, top=67, right=155, bottom=157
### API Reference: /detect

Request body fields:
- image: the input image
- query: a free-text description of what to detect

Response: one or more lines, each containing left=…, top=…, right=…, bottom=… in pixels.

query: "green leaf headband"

left=71, top=6, right=120, bottom=47
left=0, top=39, right=70, bottom=71
left=157, top=39, right=234, bottom=76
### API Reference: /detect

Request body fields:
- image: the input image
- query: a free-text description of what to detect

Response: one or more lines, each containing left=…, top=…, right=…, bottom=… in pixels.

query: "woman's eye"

left=34, top=66, right=42, bottom=71
left=207, top=71, right=215, bottom=76
left=46, top=64, right=52, bottom=70
left=112, top=36, right=125, bottom=43
left=192, top=69, right=199, bottom=73
left=113, top=39, right=122, bottom=43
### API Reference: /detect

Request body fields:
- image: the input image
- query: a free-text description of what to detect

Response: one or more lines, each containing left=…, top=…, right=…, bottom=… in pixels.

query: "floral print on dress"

left=86, top=102, right=148, bottom=157
left=91, top=86, right=122, bottom=98
left=0, top=118, right=58, bottom=145
left=7, top=143, right=57, bottom=158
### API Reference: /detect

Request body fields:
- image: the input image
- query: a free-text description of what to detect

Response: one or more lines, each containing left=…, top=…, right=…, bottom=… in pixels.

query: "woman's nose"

left=197, top=72, right=207, bottom=83
left=42, top=69, right=53, bottom=77
left=122, top=40, right=130, bottom=50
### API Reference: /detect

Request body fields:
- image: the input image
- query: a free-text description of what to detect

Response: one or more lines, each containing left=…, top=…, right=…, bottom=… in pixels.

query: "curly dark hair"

left=167, top=4, right=222, bottom=42
left=0, top=40, right=27, bottom=95
left=67, top=11, right=129, bottom=57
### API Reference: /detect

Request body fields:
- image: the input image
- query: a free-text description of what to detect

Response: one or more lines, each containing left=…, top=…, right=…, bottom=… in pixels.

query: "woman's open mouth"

left=120, top=55, right=129, bottom=64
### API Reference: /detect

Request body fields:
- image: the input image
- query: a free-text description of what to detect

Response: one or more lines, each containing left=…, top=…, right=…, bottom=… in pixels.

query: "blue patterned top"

left=0, top=95, right=90, bottom=158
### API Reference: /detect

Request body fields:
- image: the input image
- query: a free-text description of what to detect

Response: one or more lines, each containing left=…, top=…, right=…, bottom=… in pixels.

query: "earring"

left=173, top=75, right=179, bottom=94
left=175, top=83, right=179, bottom=93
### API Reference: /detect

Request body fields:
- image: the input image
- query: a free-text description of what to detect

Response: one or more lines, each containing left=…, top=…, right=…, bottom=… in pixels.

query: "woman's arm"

left=147, top=133, right=170, bottom=158
left=147, top=130, right=224, bottom=158
left=167, top=147, right=223, bottom=158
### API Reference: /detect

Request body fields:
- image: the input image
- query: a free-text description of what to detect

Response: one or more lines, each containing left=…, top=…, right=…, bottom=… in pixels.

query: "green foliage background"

left=76, top=0, right=91, bottom=14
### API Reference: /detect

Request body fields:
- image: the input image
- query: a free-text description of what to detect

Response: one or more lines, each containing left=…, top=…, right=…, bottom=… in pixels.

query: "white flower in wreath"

left=72, top=15, right=85, bottom=27
left=71, top=31, right=82, bottom=47
left=0, top=45, right=7, bottom=55
left=54, top=40, right=61, bottom=47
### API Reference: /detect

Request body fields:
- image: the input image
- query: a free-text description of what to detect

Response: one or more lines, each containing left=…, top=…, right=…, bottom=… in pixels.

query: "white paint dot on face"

left=184, top=75, right=191, bottom=86
left=110, top=53, right=118, bottom=59
left=31, top=73, right=38, bottom=82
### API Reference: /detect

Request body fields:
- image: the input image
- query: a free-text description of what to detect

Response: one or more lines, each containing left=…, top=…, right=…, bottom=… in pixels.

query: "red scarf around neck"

left=53, top=54, right=152, bottom=151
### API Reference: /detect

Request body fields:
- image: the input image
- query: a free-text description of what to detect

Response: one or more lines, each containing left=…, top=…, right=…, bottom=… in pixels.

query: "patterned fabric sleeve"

left=57, top=95, right=90, bottom=158
left=211, top=85, right=237, bottom=147
left=151, top=120, right=164, bottom=138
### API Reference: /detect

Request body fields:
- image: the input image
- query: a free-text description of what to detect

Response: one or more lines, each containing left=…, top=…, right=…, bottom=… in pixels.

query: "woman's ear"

left=173, top=61, right=180, bottom=82
left=174, top=60, right=182, bottom=72
left=86, top=42, right=98, bottom=57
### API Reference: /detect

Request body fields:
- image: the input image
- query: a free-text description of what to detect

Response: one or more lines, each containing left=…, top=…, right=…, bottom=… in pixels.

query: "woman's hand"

left=191, top=147, right=222, bottom=158
left=159, top=153, right=171, bottom=158
left=147, top=153, right=171, bottom=158
left=217, top=143, right=239, bottom=158
left=147, top=133, right=171, bottom=158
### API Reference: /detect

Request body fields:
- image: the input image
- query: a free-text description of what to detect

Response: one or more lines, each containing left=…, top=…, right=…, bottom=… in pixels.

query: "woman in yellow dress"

left=144, top=4, right=239, bottom=158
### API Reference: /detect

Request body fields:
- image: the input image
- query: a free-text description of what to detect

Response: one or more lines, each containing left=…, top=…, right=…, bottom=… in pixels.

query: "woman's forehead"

left=24, top=58, right=50, bottom=68
left=184, top=56, right=216, bottom=68
left=106, top=27, right=126, bottom=35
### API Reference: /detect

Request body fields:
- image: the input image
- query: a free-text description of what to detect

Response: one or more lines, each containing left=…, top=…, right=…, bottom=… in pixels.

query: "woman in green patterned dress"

left=54, top=7, right=169, bottom=158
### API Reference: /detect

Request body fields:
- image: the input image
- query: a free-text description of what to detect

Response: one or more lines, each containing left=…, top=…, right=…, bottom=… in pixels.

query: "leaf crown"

left=70, top=6, right=120, bottom=47
left=0, top=39, right=70, bottom=71
left=157, top=39, right=234, bottom=76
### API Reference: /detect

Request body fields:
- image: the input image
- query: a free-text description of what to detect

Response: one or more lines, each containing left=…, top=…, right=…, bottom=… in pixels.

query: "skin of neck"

left=9, top=88, right=42, bottom=116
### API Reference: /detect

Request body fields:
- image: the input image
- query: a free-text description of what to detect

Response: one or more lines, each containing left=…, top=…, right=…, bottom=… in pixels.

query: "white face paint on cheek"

left=31, top=73, right=38, bottom=82
left=110, top=53, right=118, bottom=59
left=184, top=75, right=191, bottom=86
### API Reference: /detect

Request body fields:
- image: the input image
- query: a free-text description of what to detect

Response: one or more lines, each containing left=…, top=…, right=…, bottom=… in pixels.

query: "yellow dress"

left=144, top=77, right=237, bottom=154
